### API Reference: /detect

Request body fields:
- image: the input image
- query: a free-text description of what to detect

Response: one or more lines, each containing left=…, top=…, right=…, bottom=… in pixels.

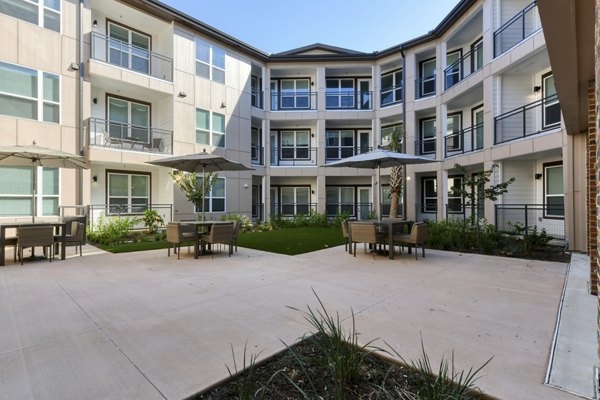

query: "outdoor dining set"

left=166, top=220, right=242, bottom=259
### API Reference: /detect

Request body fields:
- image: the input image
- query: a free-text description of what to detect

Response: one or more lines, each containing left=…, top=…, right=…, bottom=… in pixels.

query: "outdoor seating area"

left=344, top=218, right=421, bottom=260
left=0, top=222, right=68, bottom=266
left=166, top=220, right=239, bottom=260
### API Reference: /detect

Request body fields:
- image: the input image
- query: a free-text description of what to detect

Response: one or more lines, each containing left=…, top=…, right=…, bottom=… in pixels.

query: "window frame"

left=274, top=78, right=311, bottom=110
left=198, top=176, right=226, bottom=213
left=279, top=130, right=310, bottom=160
left=419, top=117, right=436, bottom=155
left=106, top=94, right=151, bottom=143
left=195, top=37, right=226, bottom=84
left=380, top=69, right=403, bottom=107
left=106, top=20, right=152, bottom=75
left=447, top=175, right=464, bottom=214
left=421, top=177, right=437, bottom=213
left=195, top=108, right=226, bottom=148
left=471, top=37, right=483, bottom=73
left=543, top=162, right=564, bottom=219
left=0, top=61, right=60, bottom=123
left=0, top=166, right=59, bottom=217
left=276, top=185, right=311, bottom=216
left=105, top=170, right=151, bottom=215
left=0, top=0, right=61, bottom=32
left=445, top=112, right=463, bottom=152
left=419, top=58, right=436, bottom=97
left=381, top=123, right=404, bottom=149
left=542, top=71, right=560, bottom=129
left=445, top=49, right=462, bottom=89
left=325, top=77, right=355, bottom=109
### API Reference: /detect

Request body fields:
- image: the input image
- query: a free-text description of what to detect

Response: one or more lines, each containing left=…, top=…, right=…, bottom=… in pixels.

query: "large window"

left=0, top=0, right=60, bottom=32
left=196, top=108, right=225, bottom=148
left=274, top=79, right=310, bottom=110
left=326, top=78, right=354, bottom=109
left=326, top=130, right=354, bottom=159
left=544, top=163, right=564, bottom=218
left=421, top=177, right=437, bottom=213
left=107, top=172, right=149, bottom=214
left=419, top=58, right=436, bottom=97
left=326, top=187, right=354, bottom=216
left=0, top=166, right=58, bottom=217
left=280, top=130, right=309, bottom=159
left=107, top=96, right=150, bottom=142
left=200, top=177, right=225, bottom=213
left=381, top=123, right=403, bottom=148
left=279, top=186, right=310, bottom=216
left=445, top=112, right=462, bottom=151
left=381, top=69, right=403, bottom=106
left=0, top=61, right=60, bottom=123
left=445, top=50, right=462, bottom=89
left=195, top=38, right=225, bottom=84
left=419, top=117, right=436, bottom=154
left=447, top=176, right=463, bottom=213
left=108, top=22, right=150, bottom=75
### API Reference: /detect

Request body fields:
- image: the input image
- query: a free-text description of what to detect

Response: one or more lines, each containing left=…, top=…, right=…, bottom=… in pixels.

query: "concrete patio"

left=0, top=244, right=596, bottom=399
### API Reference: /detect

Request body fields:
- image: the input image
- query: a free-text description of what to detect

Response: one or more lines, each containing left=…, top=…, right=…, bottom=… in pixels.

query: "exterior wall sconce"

left=535, top=173, right=543, bottom=180
left=92, top=98, right=98, bottom=104
left=92, top=176, right=98, bottom=182
left=69, top=62, right=79, bottom=70
left=311, top=190, right=315, bottom=194
left=93, top=20, right=98, bottom=27
left=178, top=91, right=187, bottom=97
left=220, top=102, right=226, bottom=108
left=533, top=85, right=541, bottom=93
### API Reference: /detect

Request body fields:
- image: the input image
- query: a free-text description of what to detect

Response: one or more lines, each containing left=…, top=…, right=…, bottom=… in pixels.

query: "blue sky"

left=161, top=0, right=462, bottom=54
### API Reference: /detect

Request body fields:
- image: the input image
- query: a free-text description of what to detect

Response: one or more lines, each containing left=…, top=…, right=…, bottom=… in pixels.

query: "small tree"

left=387, top=126, right=404, bottom=218
left=451, top=163, right=515, bottom=226
left=169, top=170, right=218, bottom=219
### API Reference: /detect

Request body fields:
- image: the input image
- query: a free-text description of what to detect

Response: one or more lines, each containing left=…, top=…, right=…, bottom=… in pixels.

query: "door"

left=358, top=131, right=370, bottom=154
left=420, top=58, right=436, bottom=97
left=472, top=105, right=484, bottom=150
left=542, top=73, right=560, bottom=128
left=358, top=188, right=371, bottom=220
left=446, top=113, right=462, bottom=151
left=420, top=117, right=436, bottom=155
left=252, top=185, right=260, bottom=219
left=357, top=79, right=371, bottom=109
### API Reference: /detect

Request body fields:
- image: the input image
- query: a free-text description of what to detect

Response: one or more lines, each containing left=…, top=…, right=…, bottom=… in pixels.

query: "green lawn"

left=93, top=226, right=344, bottom=255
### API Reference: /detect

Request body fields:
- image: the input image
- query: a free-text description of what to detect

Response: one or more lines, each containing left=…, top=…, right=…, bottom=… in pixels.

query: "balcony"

left=416, top=76, right=436, bottom=99
left=88, top=117, right=173, bottom=155
left=90, top=32, right=173, bottom=82
left=325, top=146, right=372, bottom=162
left=380, top=84, right=403, bottom=107
left=251, top=89, right=264, bottom=109
left=495, top=204, right=564, bottom=239
left=494, top=94, right=560, bottom=145
left=271, top=202, right=318, bottom=217
left=270, top=147, right=318, bottom=166
left=415, top=138, right=437, bottom=156
left=444, top=43, right=483, bottom=90
left=270, top=91, right=318, bottom=111
left=444, top=123, right=484, bottom=157
left=493, top=1, right=540, bottom=58
left=325, top=91, right=372, bottom=110
left=251, top=145, right=264, bottom=165
left=326, top=202, right=373, bottom=219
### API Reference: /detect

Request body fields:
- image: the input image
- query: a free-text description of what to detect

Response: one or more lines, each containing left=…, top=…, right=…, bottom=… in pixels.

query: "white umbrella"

left=326, top=149, right=436, bottom=220
left=0, top=141, right=88, bottom=221
left=147, top=150, right=253, bottom=221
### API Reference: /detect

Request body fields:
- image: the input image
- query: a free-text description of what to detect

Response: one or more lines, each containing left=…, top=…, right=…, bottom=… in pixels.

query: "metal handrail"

left=415, top=76, right=436, bottom=98
left=251, top=89, right=264, bottom=109
left=495, top=203, right=565, bottom=239
left=326, top=202, right=373, bottom=218
left=88, top=117, right=173, bottom=154
left=444, top=123, right=484, bottom=157
left=444, top=43, right=483, bottom=90
left=325, top=146, right=373, bottom=161
left=270, top=147, right=318, bottom=166
left=325, top=90, right=373, bottom=110
left=493, top=1, right=539, bottom=57
left=270, top=203, right=318, bottom=217
left=415, top=137, right=437, bottom=156
left=380, top=83, right=403, bottom=107
left=270, top=91, right=318, bottom=111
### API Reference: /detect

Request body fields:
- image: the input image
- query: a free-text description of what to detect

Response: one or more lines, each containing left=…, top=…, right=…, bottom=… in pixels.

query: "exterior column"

left=438, top=168, right=448, bottom=221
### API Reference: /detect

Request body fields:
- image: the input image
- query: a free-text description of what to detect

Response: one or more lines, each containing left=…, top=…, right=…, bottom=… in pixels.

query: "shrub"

left=87, top=212, right=138, bottom=245
left=140, top=209, right=164, bottom=234
left=270, top=211, right=330, bottom=229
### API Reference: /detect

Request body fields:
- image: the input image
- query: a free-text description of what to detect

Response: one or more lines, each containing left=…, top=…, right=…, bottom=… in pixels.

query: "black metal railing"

left=251, top=145, right=264, bottom=165
left=325, top=146, right=372, bottom=161
left=88, top=203, right=173, bottom=231
left=415, top=138, right=437, bottom=156
left=325, top=91, right=373, bottom=110
left=88, top=118, right=173, bottom=154
left=251, top=89, right=264, bottom=109
left=444, top=44, right=483, bottom=90
left=494, top=94, right=560, bottom=144
left=415, top=203, right=438, bottom=223
left=493, top=1, right=540, bottom=57
left=416, top=76, right=436, bottom=99
left=90, top=32, right=173, bottom=82
left=270, top=147, right=318, bottom=166
left=444, top=123, right=484, bottom=157
left=270, top=91, right=318, bottom=111
left=326, top=202, right=373, bottom=219
left=495, top=204, right=564, bottom=239
left=270, top=203, right=318, bottom=217
left=379, top=203, right=404, bottom=220
left=380, top=84, right=403, bottom=107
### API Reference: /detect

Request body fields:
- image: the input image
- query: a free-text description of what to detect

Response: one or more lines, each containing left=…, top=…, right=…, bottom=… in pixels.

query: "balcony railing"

left=325, top=91, right=372, bottom=110
left=493, top=1, right=540, bottom=57
left=270, top=203, right=318, bottom=217
left=251, top=145, right=264, bottom=165
left=326, top=202, right=373, bottom=219
left=90, top=32, right=173, bottom=82
left=380, top=84, right=403, bottom=107
left=415, top=138, right=437, bottom=156
left=416, top=76, right=436, bottom=99
left=270, top=91, right=318, bottom=111
left=495, top=204, right=564, bottom=239
left=444, top=44, right=483, bottom=90
left=88, top=203, right=173, bottom=230
left=325, top=146, right=372, bottom=161
left=251, top=89, right=264, bottom=109
left=444, top=123, right=484, bottom=157
left=88, top=117, right=173, bottom=155
left=270, top=147, right=318, bottom=166
left=415, top=203, right=439, bottom=223
left=494, top=94, right=560, bottom=144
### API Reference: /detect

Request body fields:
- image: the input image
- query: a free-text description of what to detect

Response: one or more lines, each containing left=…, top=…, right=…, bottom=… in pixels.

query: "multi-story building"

left=0, top=0, right=587, bottom=252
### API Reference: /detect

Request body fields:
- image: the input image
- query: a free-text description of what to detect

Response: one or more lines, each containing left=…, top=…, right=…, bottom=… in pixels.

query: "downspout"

left=400, top=46, right=407, bottom=219
left=78, top=0, right=85, bottom=213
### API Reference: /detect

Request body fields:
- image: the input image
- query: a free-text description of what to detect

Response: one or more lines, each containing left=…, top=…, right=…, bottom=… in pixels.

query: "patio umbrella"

left=0, top=141, right=88, bottom=222
left=326, top=149, right=437, bottom=220
left=146, top=150, right=253, bottom=221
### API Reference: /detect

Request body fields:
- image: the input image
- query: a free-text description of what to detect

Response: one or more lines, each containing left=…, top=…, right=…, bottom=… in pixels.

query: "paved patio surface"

left=0, top=244, right=594, bottom=399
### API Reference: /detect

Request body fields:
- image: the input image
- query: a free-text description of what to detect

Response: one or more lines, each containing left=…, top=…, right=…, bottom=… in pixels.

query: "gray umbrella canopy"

left=147, top=151, right=253, bottom=220
left=326, top=149, right=437, bottom=220
left=0, top=141, right=88, bottom=221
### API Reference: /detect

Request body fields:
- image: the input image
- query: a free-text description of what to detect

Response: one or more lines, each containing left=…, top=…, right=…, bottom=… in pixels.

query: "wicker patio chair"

left=17, top=225, right=54, bottom=265
left=200, top=223, right=234, bottom=258
left=392, top=222, right=428, bottom=259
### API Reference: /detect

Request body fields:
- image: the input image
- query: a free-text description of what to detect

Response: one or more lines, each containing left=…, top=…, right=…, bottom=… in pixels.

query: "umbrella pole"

left=201, top=166, right=205, bottom=222
left=377, top=164, right=382, bottom=222
left=32, top=165, right=37, bottom=223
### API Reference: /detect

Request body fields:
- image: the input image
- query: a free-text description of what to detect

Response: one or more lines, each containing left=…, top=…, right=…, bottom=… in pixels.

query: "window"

left=200, top=177, right=225, bottom=213
left=0, top=62, right=60, bottom=123
left=445, top=50, right=462, bottom=89
left=278, top=79, right=310, bottom=109
left=326, top=78, right=354, bottom=109
left=542, top=72, right=560, bottom=128
left=447, top=176, right=463, bottom=213
left=251, top=127, right=261, bottom=163
left=381, top=124, right=403, bottom=149
left=251, top=75, right=262, bottom=108
left=280, top=130, right=309, bottom=159
left=196, top=108, right=225, bottom=148
left=419, top=117, right=436, bottom=154
left=381, top=69, right=403, bottom=106
left=326, top=130, right=354, bottom=159
left=471, top=38, right=483, bottom=72
left=0, top=166, right=58, bottom=217
left=0, top=0, right=60, bottom=32
left=419, top=58, right=436, bottom=97
left=195, top=38, right=225, bottom=84
left=108, top=22, right=150, bottom=75
left=380, top=185, right=400, bottom=218
left=107, top=96, right=150, bottom=142
left=421, top=177, right=437, bottom=213
left=544, top=163, right=564, bottom=218
left=445, top=112, right=462, bottom=151
left=107, top=172, right=149, bottom=214
left=280, top=186, right=310, bottom=216
left=472, top=105, right=484, bottom=150
left=326, top=187, right=354, bottom=216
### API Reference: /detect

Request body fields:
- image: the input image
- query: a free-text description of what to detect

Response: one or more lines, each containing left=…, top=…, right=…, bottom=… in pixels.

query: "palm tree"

left=387, top=126, right=404, bottom=218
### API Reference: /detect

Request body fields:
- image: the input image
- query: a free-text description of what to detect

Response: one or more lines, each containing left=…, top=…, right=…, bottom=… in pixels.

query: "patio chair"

left=349, top=222, right=386, bottom=259
left=341, top=219, right=351, bottom=253
left=392, top=222, right=428, bottom=259
left=231, top=220, right=242, bottom=252
left=201, top=223, right=234, bottom=258
left=166, top=222, right=195, bottom=259
left=56, top=221, right=85, bottom=256
left=17, top=225, right=54, bottom=265
left=3, top=233, right=18, bottom=262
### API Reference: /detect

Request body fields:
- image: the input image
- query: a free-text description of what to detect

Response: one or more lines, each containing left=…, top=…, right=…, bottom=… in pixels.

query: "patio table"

left=179, top=221, right=233, bottom=258
left=0, top=222, right=66, bottom=266
left=350, top=219, right=412, bottom=259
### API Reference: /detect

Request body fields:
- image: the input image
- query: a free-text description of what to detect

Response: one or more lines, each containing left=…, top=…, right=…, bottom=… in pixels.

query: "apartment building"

left=0, top=0, right=587, bottom=252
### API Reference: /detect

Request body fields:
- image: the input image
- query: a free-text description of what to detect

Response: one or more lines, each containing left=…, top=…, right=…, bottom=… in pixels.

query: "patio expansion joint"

left=49, top=275, right=169, bottom=400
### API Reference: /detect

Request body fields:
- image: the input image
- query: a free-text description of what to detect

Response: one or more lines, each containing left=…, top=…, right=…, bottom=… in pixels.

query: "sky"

left=161, top=0, right=462, bottom=54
